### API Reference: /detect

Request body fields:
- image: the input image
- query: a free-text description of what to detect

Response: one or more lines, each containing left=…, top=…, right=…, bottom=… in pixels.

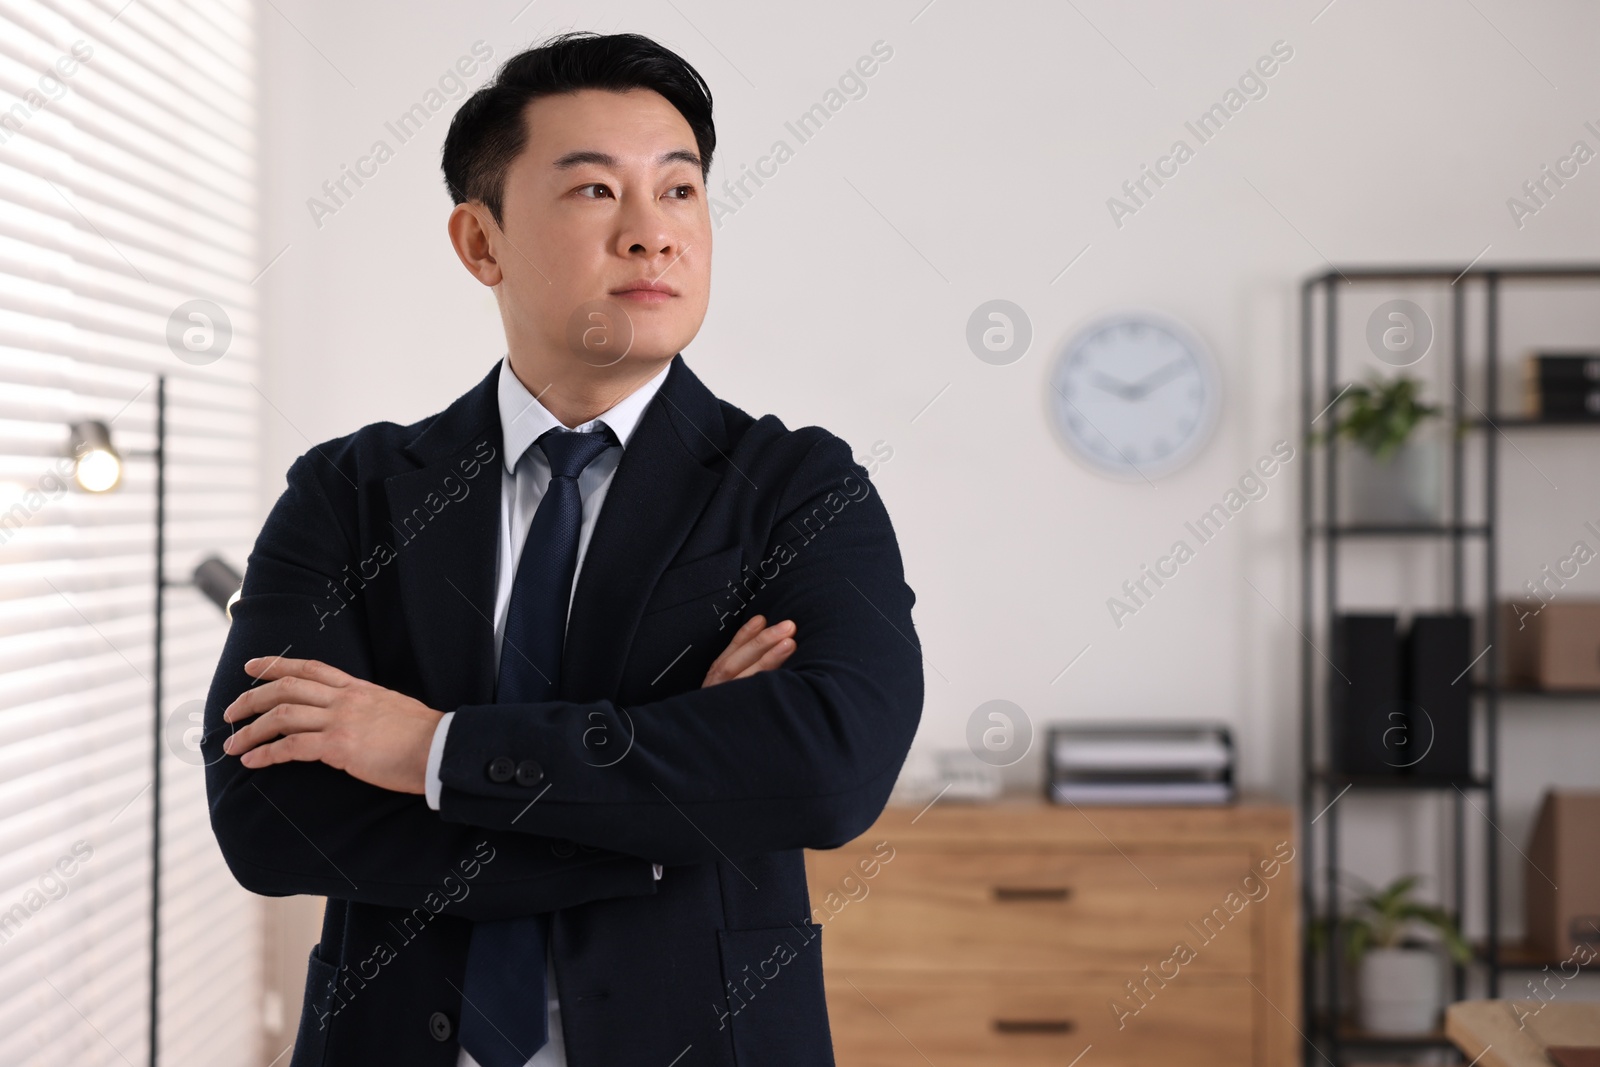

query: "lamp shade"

left=67, top=420, right=122, bottom=492
left=192, top=556, right=243, bottom=619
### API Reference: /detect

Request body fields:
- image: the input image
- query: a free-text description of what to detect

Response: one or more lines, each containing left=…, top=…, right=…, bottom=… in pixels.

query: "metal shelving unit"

left=1298, top=264, right=1600, bottom=1066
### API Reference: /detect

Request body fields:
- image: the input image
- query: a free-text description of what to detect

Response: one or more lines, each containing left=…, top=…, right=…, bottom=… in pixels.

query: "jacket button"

left=487, top=757, right=515, bottom=783
left=515, top=759, right=544, bottom=786
left=428, top=1011, right=453, bottom=1041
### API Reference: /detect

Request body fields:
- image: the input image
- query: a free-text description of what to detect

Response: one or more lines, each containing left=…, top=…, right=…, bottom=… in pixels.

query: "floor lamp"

left=70, top=373, right=243, bottom=1067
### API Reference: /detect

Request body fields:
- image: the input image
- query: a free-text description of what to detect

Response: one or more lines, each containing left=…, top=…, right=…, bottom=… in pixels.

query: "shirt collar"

left=497, top=354, right=671, bottom=474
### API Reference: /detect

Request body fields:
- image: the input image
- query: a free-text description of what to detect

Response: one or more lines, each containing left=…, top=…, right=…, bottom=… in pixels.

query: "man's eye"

left=577, top=183, right=613, bottom=199
left=667, top=185, right=696, bottom=200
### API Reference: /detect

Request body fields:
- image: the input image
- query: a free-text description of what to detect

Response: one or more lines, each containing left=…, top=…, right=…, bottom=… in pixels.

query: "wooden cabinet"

left=805, top=797, right=1299, bottom=1067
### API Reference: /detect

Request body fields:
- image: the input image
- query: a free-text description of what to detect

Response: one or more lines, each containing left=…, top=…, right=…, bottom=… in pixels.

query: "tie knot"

left=536, top=426, right=615, bottom=479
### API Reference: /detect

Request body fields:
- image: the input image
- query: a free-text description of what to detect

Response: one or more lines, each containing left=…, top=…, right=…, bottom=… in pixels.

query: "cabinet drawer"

left=808, top=849, right=1261, bottom=975
left=825, top=974, right=1254, bottom=1067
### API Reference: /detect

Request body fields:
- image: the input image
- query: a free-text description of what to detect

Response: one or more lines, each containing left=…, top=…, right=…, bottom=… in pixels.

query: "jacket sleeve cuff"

left=424, top=711, right=454, bottom=811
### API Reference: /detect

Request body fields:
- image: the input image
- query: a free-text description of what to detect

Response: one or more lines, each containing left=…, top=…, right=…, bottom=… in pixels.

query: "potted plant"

left=1317, top=374, right=1445, bottom=525
left=1314, top=874, right=1473, bottom=1035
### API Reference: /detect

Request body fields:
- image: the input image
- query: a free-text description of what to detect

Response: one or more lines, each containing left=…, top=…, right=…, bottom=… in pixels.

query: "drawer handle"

left=993, top=1018, right=1076, bottom=1034
left=992, top=886, right=1073, bottom=902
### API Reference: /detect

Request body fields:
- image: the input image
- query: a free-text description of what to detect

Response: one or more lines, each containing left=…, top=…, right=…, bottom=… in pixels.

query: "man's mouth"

left=611, top=279, right=677, bottom=303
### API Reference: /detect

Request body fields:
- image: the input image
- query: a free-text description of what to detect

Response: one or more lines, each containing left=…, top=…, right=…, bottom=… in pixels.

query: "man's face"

left=493, top=87, right=711, bottom=371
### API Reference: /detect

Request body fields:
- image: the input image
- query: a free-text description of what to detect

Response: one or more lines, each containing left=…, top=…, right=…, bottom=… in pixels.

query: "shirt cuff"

left=424, top=711, right=454, bottom=811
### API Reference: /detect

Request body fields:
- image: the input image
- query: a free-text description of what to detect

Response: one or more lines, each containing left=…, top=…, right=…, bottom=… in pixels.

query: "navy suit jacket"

left=202, top=354, right=923, bottom=1067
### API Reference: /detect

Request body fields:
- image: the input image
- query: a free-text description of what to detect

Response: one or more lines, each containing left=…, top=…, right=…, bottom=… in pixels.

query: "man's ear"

left=447, top=202, right=503, bottom=286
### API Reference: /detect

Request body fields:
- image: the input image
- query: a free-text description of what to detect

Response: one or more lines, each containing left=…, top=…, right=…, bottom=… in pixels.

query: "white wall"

left=259, top=0, right=1600, bottom=946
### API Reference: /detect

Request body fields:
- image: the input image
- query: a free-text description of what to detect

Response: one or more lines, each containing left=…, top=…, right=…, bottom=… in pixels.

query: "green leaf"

left=1320, top=373, right=1441, bottom=458
left=1345, top=920, right=1372, bottom=964
left=1330, top=873, right=1471, bottom=963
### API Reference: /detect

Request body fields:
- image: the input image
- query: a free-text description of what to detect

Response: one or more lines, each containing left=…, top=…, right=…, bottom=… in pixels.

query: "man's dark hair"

left=441, top=31, right=716, bottom=229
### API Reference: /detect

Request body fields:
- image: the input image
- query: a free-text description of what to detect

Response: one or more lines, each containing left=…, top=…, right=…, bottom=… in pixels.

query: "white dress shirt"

left=427, top=354, right=670, bottom=1067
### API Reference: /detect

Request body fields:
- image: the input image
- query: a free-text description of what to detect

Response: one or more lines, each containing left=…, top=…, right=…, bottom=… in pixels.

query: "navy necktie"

left=458, top=426, right=616, bottom=1067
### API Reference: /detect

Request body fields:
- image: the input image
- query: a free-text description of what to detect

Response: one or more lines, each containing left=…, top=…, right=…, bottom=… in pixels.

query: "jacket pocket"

left=644, top=545, right=743, bottom=615
left=289, top=942, right=340, bottom=1067
left=715, top=922, right=835, bottom=1066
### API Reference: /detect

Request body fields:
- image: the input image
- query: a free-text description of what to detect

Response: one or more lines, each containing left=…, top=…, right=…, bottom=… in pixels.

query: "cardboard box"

left=1502, top=600, right=1600, bottom=690
left=1525, top=791, right=1600, bottom=959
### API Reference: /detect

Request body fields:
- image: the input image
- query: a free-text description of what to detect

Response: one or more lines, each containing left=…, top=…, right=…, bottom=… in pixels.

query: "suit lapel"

left=384, top=363, right=502, bottom=707
left=560, top=355, right=726, bottom=702
left=382, top=355, right=729, bottom=708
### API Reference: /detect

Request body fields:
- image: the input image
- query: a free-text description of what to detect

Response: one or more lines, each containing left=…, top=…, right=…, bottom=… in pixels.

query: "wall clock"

left=1046, top=310, right=1221, bottom=480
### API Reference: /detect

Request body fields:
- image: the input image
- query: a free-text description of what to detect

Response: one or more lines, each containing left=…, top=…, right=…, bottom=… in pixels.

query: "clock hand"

left=1126, top=359, right=1190, bottom=399
left=1091, top=371, right=1137, bottom=399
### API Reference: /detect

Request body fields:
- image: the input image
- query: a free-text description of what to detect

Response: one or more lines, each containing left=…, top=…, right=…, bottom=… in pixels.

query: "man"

left=203, top=30, right=922, bottom=1067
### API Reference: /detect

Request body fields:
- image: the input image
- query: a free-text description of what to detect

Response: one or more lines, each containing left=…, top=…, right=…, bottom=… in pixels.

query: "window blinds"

left=0, top=1, right=261, bottom=1065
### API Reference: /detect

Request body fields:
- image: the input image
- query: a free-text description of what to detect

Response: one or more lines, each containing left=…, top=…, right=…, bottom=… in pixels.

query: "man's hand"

left=702, top=614, right=796, bottom=687
left=221, top=656, right=443, bottom=794
left=219, top=618, right=797, bottom=794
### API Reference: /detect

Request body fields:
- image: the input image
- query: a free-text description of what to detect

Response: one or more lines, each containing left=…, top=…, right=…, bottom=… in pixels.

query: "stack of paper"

left=1047, top=723, right=1235, bottom=805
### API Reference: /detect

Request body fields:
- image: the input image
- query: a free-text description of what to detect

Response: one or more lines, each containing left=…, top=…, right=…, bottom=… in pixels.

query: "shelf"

left=1314, top=771, right=1490, bottom=792
left=1328, top=1020, right=1455, bottom=1048
left=1310, top=524, right=1490, bottom=539
left=1475, top=939, right=1596, bottom=970
left=1477, top=685, right=1600, bottom=701
left=1469, top=416, right=1600, bottom=430
left=1305, top=264, right=1600, bottom=283
left=1300, top=263, right=1600, bottom=1044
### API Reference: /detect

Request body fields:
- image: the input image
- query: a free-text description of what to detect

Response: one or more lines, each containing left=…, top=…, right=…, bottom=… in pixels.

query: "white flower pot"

left=1357, top=946, right=1441, bottom=1035
left=1339, top=438, right=1442, bottom=526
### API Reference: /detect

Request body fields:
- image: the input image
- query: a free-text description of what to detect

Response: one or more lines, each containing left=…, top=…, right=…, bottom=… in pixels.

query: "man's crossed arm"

left=219, top=614, right=797, bottom=792
left=204, top=434, right=921, bottom=910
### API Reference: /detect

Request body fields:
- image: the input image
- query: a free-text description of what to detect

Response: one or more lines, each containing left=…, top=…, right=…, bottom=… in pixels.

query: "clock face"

left=1047, top=311, right=1220, bottom=480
